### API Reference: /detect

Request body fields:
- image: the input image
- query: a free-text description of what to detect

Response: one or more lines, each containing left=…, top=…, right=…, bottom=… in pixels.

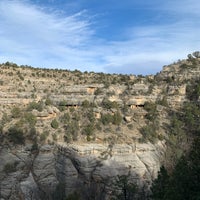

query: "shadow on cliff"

left=52, top=144, right=150, bottom=200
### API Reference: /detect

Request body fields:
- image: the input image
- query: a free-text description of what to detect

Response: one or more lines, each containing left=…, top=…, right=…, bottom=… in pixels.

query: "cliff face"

left=0, top=55, right=200, bottom=199
left=0, top=142, right=165, bottom=200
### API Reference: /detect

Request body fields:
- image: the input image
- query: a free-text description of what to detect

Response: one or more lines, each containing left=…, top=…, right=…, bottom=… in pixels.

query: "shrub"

left=101, top=113, right=113, bottom=125
left=127, top=124, right=134, bottom=130
left=73, top=113, right=80, bottom=121
left=28, top=127, right=37, bottom=141
left=86, top=135, right=92, bottom=141
left=102, top=99, right=119, bottom=109
left=24, top=112, right=37, bottom=126
left=27, top=101, right=43, bottom=112
left=113, top=112, right=123, bottom=125
left=82, top=124, right=94, bottom=136
left=3, top=161, right=18, bottom=174
left=1, top=113, right=9, bottom=125
left=87, top=109, right=95, bottom=123
left=65, top=121, right=79, bottom=141
left=0, top=125, right=3, bottom=134
left=66, top=191, right=80, bottom=200
left=180, top=63, right=189, bottom=69
left=122, top=104, right=129, bottom=114
left=95, top=122, right=102, bottom=131
left=45, top=98, right=53, bottom=106
left=0, top=80, right=4, bottom=85
left=58, top=100, right=67, bottom=107
left=69, top=107, right=75, bottom=113
left=82, top=100, right=90, bottom=108
left=186, top=80, right=200, bottom=101
left=94, top=88, right=103, bottom=95
left=40, top=131, right=49, bottom=142
left=31, top=142, right=39, bottom=153
left=11, top=106, right=21, bottom=118
left=7, top=126, right=25, bottom=145
left=140, top=124, right=158, bottom=143
left=192, top=51, right=200, bottom=58
left=52, top=133, right=57, bottom=141
left=180, top=102, right=200, bottom=134
left=64, top=133, right=72, bottom=143
left=144, top=101, right=158, bottom=121
left=51, top=119, right=59, bottom=129
left=17, top=71, right=24, bottom=80
left=157, top=96, right=168, bottom=107
left=60, top=112, right=70, bottom=124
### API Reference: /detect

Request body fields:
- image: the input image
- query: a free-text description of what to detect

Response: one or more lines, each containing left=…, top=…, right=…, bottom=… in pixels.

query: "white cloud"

left=98, top=0, right=200, bottom=74
left=0, top=0, right=102, bottom=71
left=0, top=0, right=200, bottom=75
left=162, top=0, right=200, bottom=16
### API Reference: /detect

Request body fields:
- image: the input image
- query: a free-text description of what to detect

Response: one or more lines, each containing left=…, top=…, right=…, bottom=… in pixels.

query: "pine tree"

left=151, top=166, right=169, bottom=200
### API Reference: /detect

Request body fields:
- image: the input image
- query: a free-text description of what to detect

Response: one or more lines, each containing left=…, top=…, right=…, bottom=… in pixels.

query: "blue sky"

left=0, top=0, right=200, bottom=75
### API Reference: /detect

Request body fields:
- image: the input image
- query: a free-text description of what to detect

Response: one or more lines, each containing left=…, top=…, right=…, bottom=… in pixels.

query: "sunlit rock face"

left=0, top=141, right=165, bottom=199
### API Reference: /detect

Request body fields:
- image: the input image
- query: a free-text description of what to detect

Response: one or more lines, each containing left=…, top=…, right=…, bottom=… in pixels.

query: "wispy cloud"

left=0, top=0, right=101, bottom=71
left=99, top=0, right=200, bottom=74
left=0, top=0, right=200, bottom=75
left=162, top=0, right=200, bottom=16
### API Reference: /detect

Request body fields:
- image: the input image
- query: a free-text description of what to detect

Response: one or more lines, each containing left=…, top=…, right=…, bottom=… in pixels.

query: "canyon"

left=0, top=53, right=200, bottom=199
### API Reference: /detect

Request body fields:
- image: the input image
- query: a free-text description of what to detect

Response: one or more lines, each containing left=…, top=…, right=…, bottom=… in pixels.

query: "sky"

left=0, top=0, right=200, bottom=75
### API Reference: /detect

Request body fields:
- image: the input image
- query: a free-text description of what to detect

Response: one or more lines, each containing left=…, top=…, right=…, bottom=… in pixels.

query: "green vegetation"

left=60, top=112, right=70, bottom=124
left=113, top=111, right=123, bottom=125
left=66, top=192, right=80, bottom=200
left=101, top=113, right=114, bottom=125
left=100, top=112, right=122, bottom=126
left=182, top=102, right=200, bottom=134
left=111, top=174, right=138, bottom=200
left=81, top=99, right=90, bottom=108
left=45, top=97, right=53, bottom=106
left=40, top=131, right=49, bottom=142
left=144, top=101, right=158, bottom=121
left=140, top=123, right=158, bottom=143
left=31, top=142, right=39, bottom=153
left=52, top=182, right=66, bottom=200
left=151, top=80, right=200, bottom=199
left=17, top=71, right=24, bottom=80
left=82, top=124, right=94, bottom=136
left=11, top=106, right=21, bottom=118
left=94, top=87, right=103, bottom=95
left=3, top=161, right=18, bottom=174
left=27, top=101, right=43, bottom=112
left=151, top=166, right=170, bottom=200
left=51, top=119, right=59, bottom=129
left=186, top=79, right=200, bottom=101
left=151, top=138, right=200, bottom=200
left=82, top=123, right=95, bottom=141
left=102, top=99, right=119, bottom=109
left=58, top=100, right=67, bottom=111
left=157, top=96, right=168, bottom=107
left=24, top=112, right=37, bottom=127
left=7, top=126, right=25, bottom=145
left=64, top=120, right=79, bottom=142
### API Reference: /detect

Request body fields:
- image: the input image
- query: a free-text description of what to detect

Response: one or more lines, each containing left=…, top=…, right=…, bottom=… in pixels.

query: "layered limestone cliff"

left=0, top=141, right=165, bottom=200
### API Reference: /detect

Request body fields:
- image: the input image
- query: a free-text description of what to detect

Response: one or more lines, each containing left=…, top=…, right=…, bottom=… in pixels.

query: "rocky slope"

left=0, top=53, right=200, bottom=199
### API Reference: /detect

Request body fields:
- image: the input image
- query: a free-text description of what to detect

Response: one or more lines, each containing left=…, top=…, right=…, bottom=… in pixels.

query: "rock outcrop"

left=0, top=141, right=165, bottom=200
